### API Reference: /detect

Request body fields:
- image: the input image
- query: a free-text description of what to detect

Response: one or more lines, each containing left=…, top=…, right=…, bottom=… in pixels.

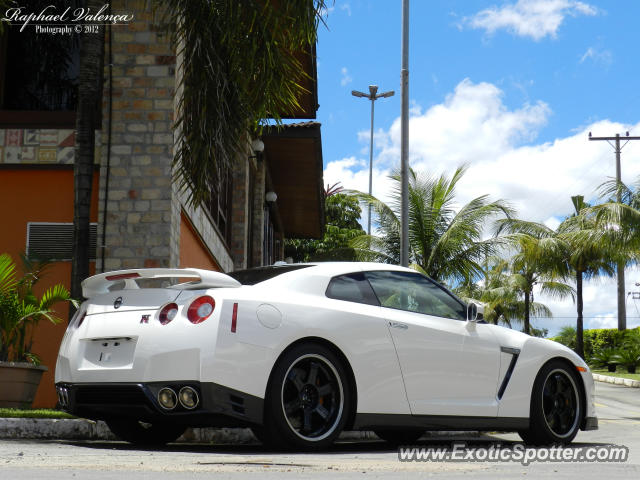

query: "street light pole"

left=400, top=0, right=410, bottom=267
left=352, top=86, right=395, bottom=235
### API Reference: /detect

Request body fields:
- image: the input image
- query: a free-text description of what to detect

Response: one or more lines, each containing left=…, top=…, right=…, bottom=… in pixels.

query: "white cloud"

left=339, top=2, right=352, bottom=17
left=340, top=67, right=352, bottom=87
left=323, top=155, right=394, bottom=205
left=463, top=0, right=598, bottom=41
left=580, top=47, right=613, bottom=67
left=323, top=78, right=640, bottom=336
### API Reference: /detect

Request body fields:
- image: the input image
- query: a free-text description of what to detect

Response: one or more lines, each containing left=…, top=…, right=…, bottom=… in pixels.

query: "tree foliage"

left=160, top=0, right=327, bottom=207
left=495, top=219, right=574, bottom=335
left=349, top=166, right=514, bottom=285
left=0, top=254, right=76, bottom=364
left=557, top=195, right=616, bottom=358
left=285, top=193, right=365, bottom=262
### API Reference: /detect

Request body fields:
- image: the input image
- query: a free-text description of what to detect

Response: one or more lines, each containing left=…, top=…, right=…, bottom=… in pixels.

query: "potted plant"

left=0, top=253, right=76, bottom=408
left=589, top=347, right=619, bottom=373
left=612, top=343, right=640, bottom=374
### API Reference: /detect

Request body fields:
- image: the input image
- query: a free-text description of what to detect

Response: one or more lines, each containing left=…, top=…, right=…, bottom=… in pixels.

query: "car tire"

left=263, top=343, right=352, bottom=451
left=106, top=419, right=185, bottom=446
left=519, top=360, right=583, bottom=445
left=374, top=429, right=424, bottom=445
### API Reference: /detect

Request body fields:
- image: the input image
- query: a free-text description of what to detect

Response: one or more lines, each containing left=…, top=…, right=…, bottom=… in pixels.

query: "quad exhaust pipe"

left=157, top=386, right=199, bottom=410
left=56, top=386, right=69, bottom=408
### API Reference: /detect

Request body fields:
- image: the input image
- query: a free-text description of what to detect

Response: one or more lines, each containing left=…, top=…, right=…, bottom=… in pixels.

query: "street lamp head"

left=378, top=90, right=395, bottom=99
left=351, top=90, right=368, bottom=98
left=368, top=85, right=379, bottom=96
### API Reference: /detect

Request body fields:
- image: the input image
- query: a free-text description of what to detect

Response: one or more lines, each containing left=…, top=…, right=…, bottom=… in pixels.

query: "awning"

left=263, top=122, right=324, bottom=239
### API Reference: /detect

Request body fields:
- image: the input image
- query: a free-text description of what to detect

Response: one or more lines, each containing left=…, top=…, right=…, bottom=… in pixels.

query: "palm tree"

left=71, top=0, right=105, bottom=313
left=162, top=0, right=327, bottom=207
left=0, top=254, right=76, bottom=364
left=591, top=177, right=640, bottom=330
left=496, top=220, right=574, bottom=335
left=350, top=166, right=514, bottom=285
left=455, top=256, right=553, bottom=328
left=557, top=196, right=616, bottom=359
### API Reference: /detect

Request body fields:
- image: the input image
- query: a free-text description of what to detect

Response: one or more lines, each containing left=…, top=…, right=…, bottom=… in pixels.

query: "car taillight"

left=187, top=296, right=215, bottom=324
left=159, top=303, right=179, bottom=325
left=76, top=312, right=87, bottom=328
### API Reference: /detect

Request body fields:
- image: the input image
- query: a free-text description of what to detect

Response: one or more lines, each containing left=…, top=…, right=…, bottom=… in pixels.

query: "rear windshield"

left=227, top=265, right=313, bottom=285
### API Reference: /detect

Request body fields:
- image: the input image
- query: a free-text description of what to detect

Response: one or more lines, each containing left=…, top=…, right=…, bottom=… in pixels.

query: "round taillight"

left=159, top=303, right=179, bottom=325
left=187, top=296, right=215, bottom=324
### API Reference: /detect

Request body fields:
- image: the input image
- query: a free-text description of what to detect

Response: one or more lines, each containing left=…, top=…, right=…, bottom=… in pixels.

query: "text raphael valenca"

left=3, top=3, right=134, bottom=32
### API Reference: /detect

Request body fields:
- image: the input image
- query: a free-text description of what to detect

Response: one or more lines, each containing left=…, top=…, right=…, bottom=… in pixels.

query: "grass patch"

left=0, top=408, right=75, bottom=419
left=592, top=368, right=640, bottom=381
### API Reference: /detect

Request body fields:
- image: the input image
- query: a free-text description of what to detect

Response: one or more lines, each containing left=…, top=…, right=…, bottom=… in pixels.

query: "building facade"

left=0, top=0, right=324, bottom=407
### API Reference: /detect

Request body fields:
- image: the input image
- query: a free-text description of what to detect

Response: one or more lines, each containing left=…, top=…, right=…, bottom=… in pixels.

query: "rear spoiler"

left=82, top=268, right=241, bottom=298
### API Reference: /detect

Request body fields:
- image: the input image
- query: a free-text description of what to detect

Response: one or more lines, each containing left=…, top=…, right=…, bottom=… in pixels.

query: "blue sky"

left=311, top=0, right=640, bottom=336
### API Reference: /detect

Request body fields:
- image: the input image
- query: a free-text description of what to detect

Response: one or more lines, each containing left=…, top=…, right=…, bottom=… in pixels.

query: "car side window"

left=364, top=271, right=466, bottom=321
left=325, top=272, right=380, bottom=306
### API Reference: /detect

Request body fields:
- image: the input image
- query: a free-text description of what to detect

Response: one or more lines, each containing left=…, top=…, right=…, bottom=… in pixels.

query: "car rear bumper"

left=55, top=381, right=263, bottom=428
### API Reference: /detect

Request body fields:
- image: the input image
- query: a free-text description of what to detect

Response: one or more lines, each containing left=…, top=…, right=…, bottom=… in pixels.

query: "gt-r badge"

left=113, top=297, right=123, bottom=309
left=140, top=314, right=150, bottom=324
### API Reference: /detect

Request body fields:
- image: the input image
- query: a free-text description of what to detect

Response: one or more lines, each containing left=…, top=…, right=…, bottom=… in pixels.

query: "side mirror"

left=467, top=302, right=479, bottom=322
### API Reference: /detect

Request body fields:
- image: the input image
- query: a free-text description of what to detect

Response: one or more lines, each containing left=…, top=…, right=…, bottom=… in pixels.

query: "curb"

left=0, top=418, right=479, bottom=443
left=593, top=373, right=640, bottom=388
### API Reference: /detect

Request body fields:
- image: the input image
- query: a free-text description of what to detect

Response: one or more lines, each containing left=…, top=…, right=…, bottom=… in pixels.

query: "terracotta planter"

left=0, top=361, right=48, bottom=408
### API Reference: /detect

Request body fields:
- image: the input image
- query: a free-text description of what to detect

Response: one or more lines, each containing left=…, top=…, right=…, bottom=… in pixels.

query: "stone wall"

left=97, top=0, right=179, bottom=271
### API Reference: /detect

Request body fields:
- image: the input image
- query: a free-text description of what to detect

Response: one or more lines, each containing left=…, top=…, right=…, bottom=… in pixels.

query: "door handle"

left=389, top=321, right=408, bottom=330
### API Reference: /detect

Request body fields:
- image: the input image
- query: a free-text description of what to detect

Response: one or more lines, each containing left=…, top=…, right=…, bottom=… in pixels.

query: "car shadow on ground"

left=64, top=433, right=613, bottom=456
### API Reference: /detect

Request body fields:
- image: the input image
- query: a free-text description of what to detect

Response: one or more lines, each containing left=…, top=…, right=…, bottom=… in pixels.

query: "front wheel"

left=519, top=360, right=583, bottom=445
left=263, top=343, right=352, bottom=450
left=106, top=419, right=185, bottom=446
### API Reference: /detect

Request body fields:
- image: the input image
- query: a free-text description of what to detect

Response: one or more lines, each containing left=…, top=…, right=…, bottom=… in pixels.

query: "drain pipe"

left=100, top=13, right=113, bottom=273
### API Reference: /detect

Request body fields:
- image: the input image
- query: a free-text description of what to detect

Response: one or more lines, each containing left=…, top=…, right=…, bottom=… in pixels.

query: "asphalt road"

left=1, top=381, right=639, bottom=479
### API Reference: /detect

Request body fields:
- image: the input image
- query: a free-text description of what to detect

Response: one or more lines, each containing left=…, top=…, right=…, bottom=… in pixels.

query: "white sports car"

left=55, top=262, right=597, bottom=449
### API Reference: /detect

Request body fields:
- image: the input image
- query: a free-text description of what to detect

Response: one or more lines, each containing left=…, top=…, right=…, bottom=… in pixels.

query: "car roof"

left=236, top=262, right=417, bottom=291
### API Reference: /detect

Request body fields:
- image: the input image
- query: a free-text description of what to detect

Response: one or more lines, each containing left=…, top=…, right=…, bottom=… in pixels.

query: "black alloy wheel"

left=263, top=343, right=351, bottom=450
left=519, top=360, right=583, bottom=445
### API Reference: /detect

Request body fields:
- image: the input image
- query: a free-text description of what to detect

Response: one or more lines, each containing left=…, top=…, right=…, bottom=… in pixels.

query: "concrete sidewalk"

left=592, top=373, right=640, bottom=388
left=0, top=418, right=384, bottom=443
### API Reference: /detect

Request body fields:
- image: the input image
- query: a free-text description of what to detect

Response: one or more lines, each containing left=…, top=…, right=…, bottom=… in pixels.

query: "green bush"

left=550, top=327, right=640, bottom=358
left=583, top=328, right=638, bottom=358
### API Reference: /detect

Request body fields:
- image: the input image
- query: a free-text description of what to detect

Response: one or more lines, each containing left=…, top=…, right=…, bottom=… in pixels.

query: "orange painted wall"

left=0, top=168, right=99, bottom=408
left=179, top=212, right=221, bottom=271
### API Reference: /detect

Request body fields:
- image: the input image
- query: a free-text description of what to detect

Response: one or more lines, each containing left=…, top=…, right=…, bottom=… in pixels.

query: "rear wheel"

left=106, top=419, right=185, bottom=446
left=263, top=343, right=352, bottom=450
left=374, top=429, right=424, bottom=445
left=519, top=360, right=583, bottom=445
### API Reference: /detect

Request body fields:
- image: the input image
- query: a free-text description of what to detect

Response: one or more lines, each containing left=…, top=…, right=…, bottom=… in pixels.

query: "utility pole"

left=589, top=131, right=640, bottom=330
left=352, top=86, right=395, bottom=235
left=400, top=0, right=410, bottom=267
